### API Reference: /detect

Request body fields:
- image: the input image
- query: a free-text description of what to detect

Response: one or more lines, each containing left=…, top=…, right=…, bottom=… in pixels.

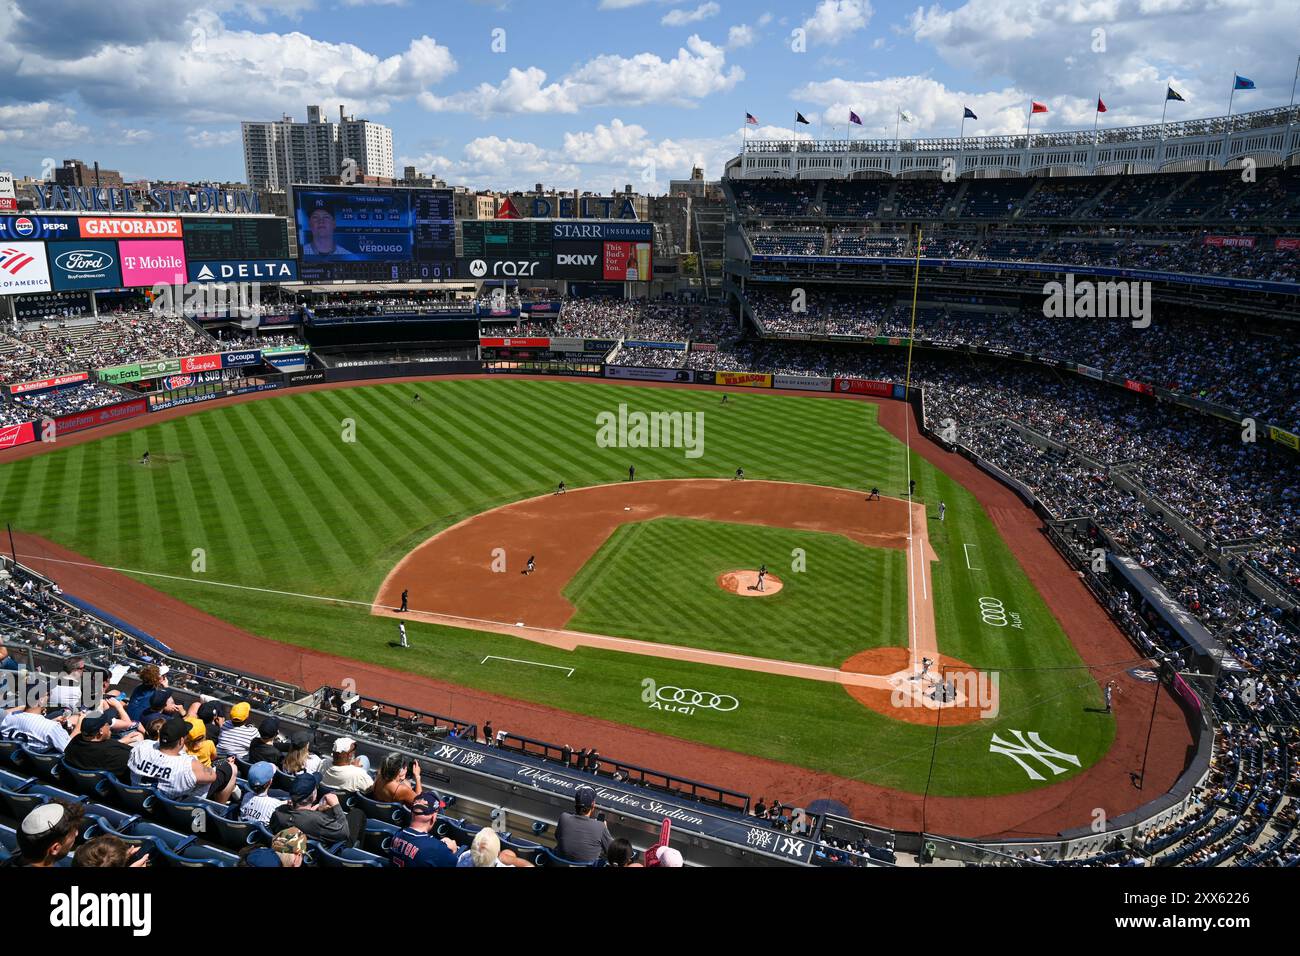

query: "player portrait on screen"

left=300, top=199, right=358, bottom=259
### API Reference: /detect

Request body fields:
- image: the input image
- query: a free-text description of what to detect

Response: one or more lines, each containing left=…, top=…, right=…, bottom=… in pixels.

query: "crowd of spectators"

left=0, top=313, right=216, bottom=385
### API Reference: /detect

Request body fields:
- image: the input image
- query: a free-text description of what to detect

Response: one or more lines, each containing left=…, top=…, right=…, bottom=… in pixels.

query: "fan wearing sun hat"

left=183, top=716, right=217, bottom=768
left=215, top=700, right=258, bottom=759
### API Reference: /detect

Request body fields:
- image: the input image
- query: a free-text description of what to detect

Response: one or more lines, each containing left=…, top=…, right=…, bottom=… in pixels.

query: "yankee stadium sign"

left=34, top=184, right=260, bottom=214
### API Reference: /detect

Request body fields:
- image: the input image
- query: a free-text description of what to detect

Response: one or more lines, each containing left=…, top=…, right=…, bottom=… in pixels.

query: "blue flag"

left=1166, top=86, right=1185, bottom=102
left=963, top=107, right=978, bottom=120
left=1234, top=74, right=1256, bottom=90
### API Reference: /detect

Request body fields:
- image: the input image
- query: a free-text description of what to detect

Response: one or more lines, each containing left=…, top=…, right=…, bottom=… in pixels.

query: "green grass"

left=565, top=517, right=908, bottom=667
left=0, top=378, right=1114, bottom=796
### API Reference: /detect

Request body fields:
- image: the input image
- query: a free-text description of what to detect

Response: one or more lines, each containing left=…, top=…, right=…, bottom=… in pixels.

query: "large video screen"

left=461, top=219, right=654, bottom=281
left=183, top=217, right=289, bottom=260
left=293, top=185, right=456, bottom=282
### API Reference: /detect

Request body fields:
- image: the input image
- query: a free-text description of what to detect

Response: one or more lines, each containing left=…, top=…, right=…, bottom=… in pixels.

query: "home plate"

left=624, top=507, right=631, bottom=511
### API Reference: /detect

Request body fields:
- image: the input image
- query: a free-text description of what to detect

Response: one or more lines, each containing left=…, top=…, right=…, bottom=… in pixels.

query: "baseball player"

left=733, top=467, right=745, bottom=481
left=628, top=465, right=636, bottom=481
left=411, top=392, right=422, bottom=404
left=867, top=487, right=880, bottom=501
left=399, top=589, right=409, bottom=613
left=938, top=501, right=946, bottom=522
left=920, top=656, right=934, bottom=678
left=720, top=394, right=729, bottom=405
left=909, top=479, right=916, bottom=497
left=140, top=451, right=150, bottom=466
left=555, top=481, right=566, bottom=495
left=398, top=621, right=408, bottom=648
left=525, top=555, right=536, bottom=575
left=1105, top=681, right=1115, bottom=714
left=757, top=563, right=767, bottom=592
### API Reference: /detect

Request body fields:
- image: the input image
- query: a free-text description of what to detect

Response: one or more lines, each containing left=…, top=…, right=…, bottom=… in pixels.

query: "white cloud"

left=421, top=35, right=742, bottom=115
left=727, top=24, right=756, bottom=47
left=0, top=102, right=88, bottom=144
left=187, top=129, right=240, bottom=148
left=801, top=0, right=872, bottom=46
left=662, top=2, right=719, bottom=26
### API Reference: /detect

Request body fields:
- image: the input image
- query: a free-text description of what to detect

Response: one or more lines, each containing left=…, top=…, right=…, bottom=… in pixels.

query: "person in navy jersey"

left=388, top=795, right=458, bottom=868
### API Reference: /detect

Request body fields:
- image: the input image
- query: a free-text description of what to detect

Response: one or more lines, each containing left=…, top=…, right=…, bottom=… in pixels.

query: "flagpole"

left=1228, top=74, right=1236, bottom=118
left=960, top=114, right=966, bottom=141
left=1287, top=55, right=1300, bottom=161
left=1093, top=91, right=1101, bottom=145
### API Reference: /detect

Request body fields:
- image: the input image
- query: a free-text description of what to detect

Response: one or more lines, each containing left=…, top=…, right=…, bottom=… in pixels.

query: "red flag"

left=1096, top=98, right=1108, bottom=113
left=1031, top=101, right=1048, bottom=114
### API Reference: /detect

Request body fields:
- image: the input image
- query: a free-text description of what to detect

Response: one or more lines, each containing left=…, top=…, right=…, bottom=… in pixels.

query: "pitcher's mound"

left=717, top=569, right=784, bottom=597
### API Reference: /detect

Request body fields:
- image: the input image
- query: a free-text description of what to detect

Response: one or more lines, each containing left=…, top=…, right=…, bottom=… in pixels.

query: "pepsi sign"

left=0, top=215, right=77, bottom=241
left=47, top=240, right=122, bottom=291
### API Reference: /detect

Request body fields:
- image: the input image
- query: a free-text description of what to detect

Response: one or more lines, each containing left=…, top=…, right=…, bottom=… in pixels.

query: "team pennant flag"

left=1166, top=86, right=1186, bottom=102
left=963, top=107, right=978, bottom=120
left=1096, top=97, right=1108, bottom=113
left=1031, top=101, right=1048, bottom=114
left=849, top=110, right=863, bottom=125
left=796, top=112, right=811, bottom=125
left=899, top=109, right=914, bottom=122
left=1233, top=74, right=1256, bottom=90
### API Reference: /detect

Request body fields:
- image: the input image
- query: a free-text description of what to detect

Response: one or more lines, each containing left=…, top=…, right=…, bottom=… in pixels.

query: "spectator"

left=240, top=827, right=307, bottom=868
left=73, top=835, right=148, bottom=868
left=319, top=737, right=374, bottom=794
left=62, top=711, right=131, bottom=779
left=239, top=761, right=287, bottom=826
left=555, top=786, right=612, bottom=863
left=244, top=717, right=283, bottom=766
left=270, top=772, right=364, bottom=848
left=371, top=751, right=423, bottom=805
left=125, top=664, right=166, bottom=722
left=457, top=827, right=533, bottom=868
left=184, top=716, right=217, bottom=767
left=1, top=684, right=76, bottom=752
left=281, top=729, right=324, bottom=775
left=4, top=802, right=83, bottom=867
left=215, top=700, right=258, bottom=758
left=605, top=838, right=640, bottom=867
left=388, top=795, right=457, bottom=868
left=129, top=715, right=237, bottom=803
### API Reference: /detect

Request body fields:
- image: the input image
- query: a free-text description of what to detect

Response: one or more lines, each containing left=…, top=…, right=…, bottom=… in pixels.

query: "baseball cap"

left=79, top=713, right=111, bottom=735
left=21, top=803, right=66, bottom=837
left=410, top=796, right=445, bottom=817
left=332, top=736, right=355, bottom=754
left=272, top=827, right=308, bottom=855
left=148, top=689, right=171, bottom=710
left=289, top=729, right=313, bottom=749
left=574, top=786, right=596, bottom=812
left=259, top=717, right=280, bottom=739
left=158, top=715, right=188, bottom=746
left=248, top=762, right=276, bottom=789
left=654, top=846, right=684, bottom=868
left=243, top=847, right=281, bottom=868
left=229, top=701, right=250, bottom=722
left=197, top=701, right=226, bottom=722
left=184, top=716, right=206, bottom=743
left=289, top=772, right=320, bottom=803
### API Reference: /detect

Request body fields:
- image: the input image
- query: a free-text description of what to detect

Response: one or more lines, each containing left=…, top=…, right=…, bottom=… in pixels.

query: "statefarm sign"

left=9, top=371, right=89, bottom=395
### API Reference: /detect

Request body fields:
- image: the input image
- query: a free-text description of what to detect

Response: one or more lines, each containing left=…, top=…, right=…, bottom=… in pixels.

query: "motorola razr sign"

left=187, top=259, right=299, bottom=283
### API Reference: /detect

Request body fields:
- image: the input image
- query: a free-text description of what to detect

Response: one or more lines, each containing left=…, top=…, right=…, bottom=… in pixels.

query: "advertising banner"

left=552, top=240, right=604, bottom=280
left=603, top=366, right=694, bottom=383
left=583, top=339, right=618, bottom=352
left=159, top=371, right=222, bottom=390
left=220, top=350, right=262, bottom=369
left=548, top=337, right=586, bottom=353
left=181, top=353, right=223, bottom=373
left=602, top=241, right=653, bottom=281
left=0, top=215, right=77, bottom=241
left=0, top=171, right=14, bottom=212
left=188, top=259, right=298, bottom=283
left=9, top=371, right=89, bottom=395
left=1203, top=235, right=1255, bottom=248
left=118, top=239, right=187, bottom=286
left=47, top=240, right=122, bottom=291
left=262, top=344, right=311, bottom=357
left=624, top=340, right=685, bottom=350
left=286, top=370, right=327, bottom=386
left=137, top=357, right=182, bottom=379
left=479, top=337, right=549, bottom=348
left=1268, top=425, right=1299, bottom=450
left=716, top=371, right=772, bottom=388
left=552, top=222, right=653, bottom=242
left=0, top=421, right=36, bottom=449
left=1276, top=237, right=1300, bottom=251
left=78, top=217, right=182, bottom=239
left=522, top=301, right=563, bottom=314
left=97, top=363, right=142, bottom=385
left=55, top=398, right=148, bottom=436
left=0, top=241, right=53, bottom=293
left=1124, top=379, right=1154, bottom=395
left=773, top=374, right=833, bottom=392
left=834, top=378, right=893, bottom=397
left=1077, top=364, right=1103, bottom=380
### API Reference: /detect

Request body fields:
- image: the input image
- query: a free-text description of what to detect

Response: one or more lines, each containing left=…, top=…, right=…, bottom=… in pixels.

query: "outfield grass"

left=0, top=378, right=1113, bottom=796
left=565, top=517, right=908, bottom=667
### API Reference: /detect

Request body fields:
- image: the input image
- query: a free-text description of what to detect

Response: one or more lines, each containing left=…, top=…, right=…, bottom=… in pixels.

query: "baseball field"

left=0, top=377, right=1115, bottom=800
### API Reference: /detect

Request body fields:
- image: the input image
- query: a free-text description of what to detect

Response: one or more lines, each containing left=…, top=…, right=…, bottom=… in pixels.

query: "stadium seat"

left=105, top=777, right=156, bottom=816
left=59, top=762, right=114, bottom=799
left=19, top=746, right=64, bottom=783
left=0, top=823, right=16, bottom=853
left=150, top=790, right=212, bottom=835
left=82, top=804, right=139, bottom=831
left=202, top=807, right=268, bottom=851
left=533, top=847, right=596, bottom=867
left=151, top=839, right=239, bottom=868
left=0, top=739, right=24, bottom=767
left=308, top=839, right=388, bottom=867
left=361, top=818, right=400, bottom=856
left=346, top=790, right=409, bottom=826
left=0, top=785, right=48, bottom=821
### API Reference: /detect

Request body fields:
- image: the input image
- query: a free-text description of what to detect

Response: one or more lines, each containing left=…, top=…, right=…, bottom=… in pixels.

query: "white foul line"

left=480, top=655, right=574, bottom=677
left=963, top=543, right=983, bottom=571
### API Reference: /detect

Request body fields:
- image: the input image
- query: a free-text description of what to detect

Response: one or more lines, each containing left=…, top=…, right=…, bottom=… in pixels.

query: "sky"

left=1, top=0, right=1297, bottom=193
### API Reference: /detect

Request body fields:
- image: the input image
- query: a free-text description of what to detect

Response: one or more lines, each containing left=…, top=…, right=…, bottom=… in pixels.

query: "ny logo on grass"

left=596, top=403, right=704, bottom=459
left=988, top=730, right=1081, bottom=781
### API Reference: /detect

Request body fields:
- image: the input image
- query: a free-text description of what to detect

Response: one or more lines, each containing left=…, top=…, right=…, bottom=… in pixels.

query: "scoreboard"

left=182, top=217, right=290, bottom=260
left=461, top=220, right=553, bottom=260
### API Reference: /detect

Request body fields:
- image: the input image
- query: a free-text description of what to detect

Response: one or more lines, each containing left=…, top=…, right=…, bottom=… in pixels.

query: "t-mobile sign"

left=118, top=239, right=187, bottom=287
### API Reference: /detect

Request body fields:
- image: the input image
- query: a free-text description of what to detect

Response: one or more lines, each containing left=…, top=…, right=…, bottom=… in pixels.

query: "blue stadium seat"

left=0, top=739, right=24, bottom=767
left=19, top=746, right=64, bottom=783
left=202, top=807, right=267, bottom=851
left=104, top=777, right=156, bottom=816
left=82, top=804, right=139, bottom=831
left=0, top=785, right=47, bottom=821
left=346, top=790, right=409, bottom=826
left=151, top=839, right=239, bottom=868
left=150, top=790, right=208, bottom=835
left=59, top=762, right=114, bottom=799
left=533, top=847, right=597, bottom=867
left=361, top=818, right=400, bottom=856
left=0, top=823, right=16, bottom=853
left=309, top=840, right=387, bottom=868
left=0, top=768, right=30, bottom=792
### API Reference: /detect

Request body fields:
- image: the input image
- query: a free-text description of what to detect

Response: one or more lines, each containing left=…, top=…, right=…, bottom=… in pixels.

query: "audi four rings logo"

left=979, top=596, right=1008, bottom=627
left=657, top=686, right=739, bottom=711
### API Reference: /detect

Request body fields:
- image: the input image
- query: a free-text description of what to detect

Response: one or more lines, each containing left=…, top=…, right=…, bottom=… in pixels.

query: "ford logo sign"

left=54, top=249, right=112, bottom=272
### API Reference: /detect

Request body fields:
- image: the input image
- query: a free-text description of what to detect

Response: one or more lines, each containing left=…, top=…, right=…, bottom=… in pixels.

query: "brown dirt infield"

left=840, top=648, right=992, bottom=727
left=0, top=374, right=1195, bottom=839
left=718, top=570, right=783, bottom=597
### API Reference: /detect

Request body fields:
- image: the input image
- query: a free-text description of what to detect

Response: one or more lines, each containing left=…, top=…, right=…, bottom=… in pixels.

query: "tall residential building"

left=241, top=105, right=395, bottom=190
left=54, top=159, right=125, bottom=190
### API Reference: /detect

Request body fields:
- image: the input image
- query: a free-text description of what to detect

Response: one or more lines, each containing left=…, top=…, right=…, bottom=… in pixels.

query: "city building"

left=53, top=159, right=124, bottom=190
left=241, top=105, right=395, bottom=189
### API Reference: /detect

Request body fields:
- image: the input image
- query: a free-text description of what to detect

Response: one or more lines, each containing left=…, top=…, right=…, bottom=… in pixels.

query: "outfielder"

left=733, top=467, right=745, bottom=481
left=555, top=481, right=566, bottom=495
left=938, top=501, right=946, bottom=522
left=398, top=621, right=408, bottom=648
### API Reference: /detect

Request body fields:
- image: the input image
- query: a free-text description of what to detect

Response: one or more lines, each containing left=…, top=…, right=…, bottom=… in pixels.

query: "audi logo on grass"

left=978, top=596, right=1023, bottom=630
left=641, top=678, right=739, bottom=715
